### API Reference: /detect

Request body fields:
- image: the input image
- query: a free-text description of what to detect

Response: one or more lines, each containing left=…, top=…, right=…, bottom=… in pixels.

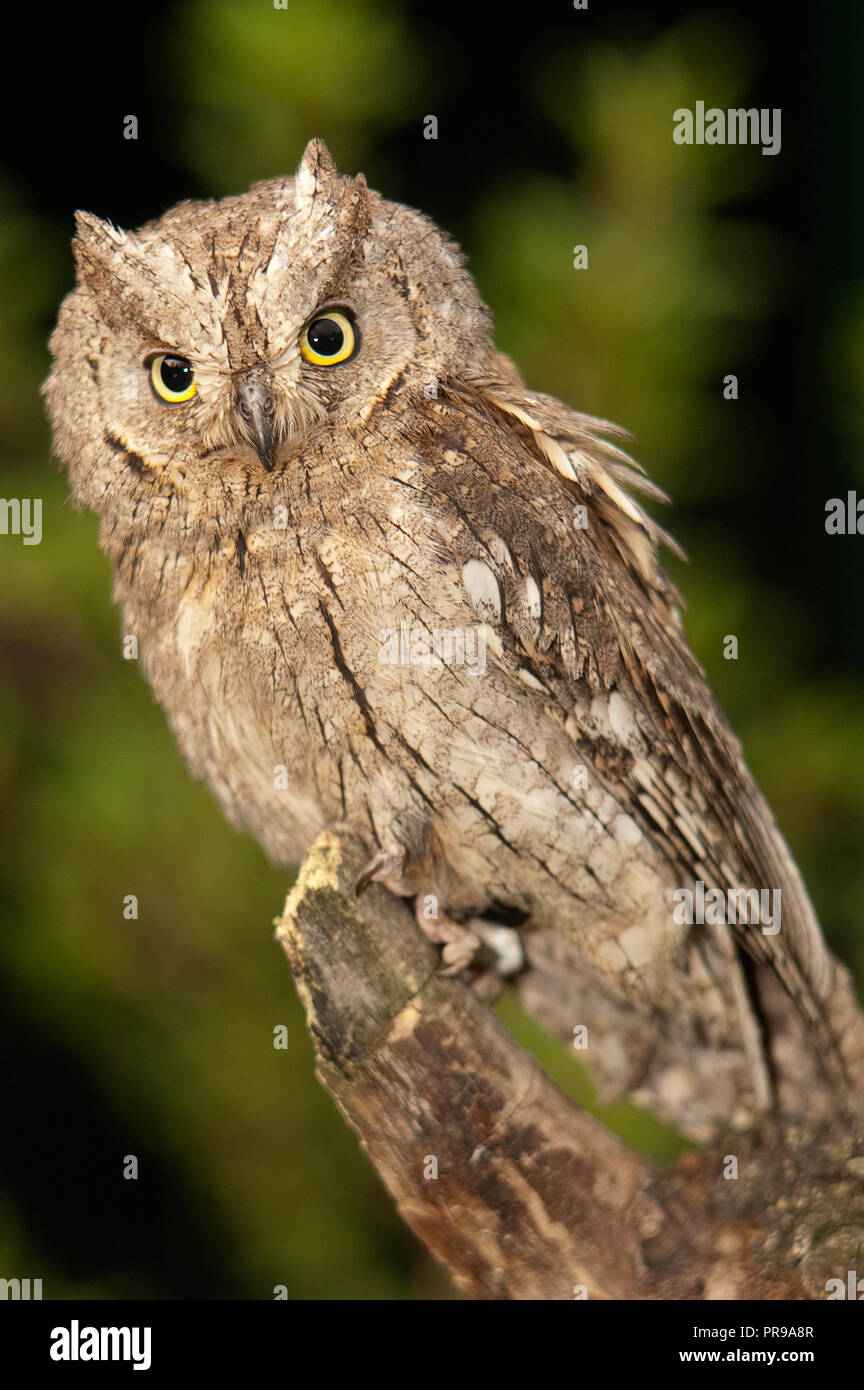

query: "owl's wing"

left=404, top=361, right=843, bottom=1067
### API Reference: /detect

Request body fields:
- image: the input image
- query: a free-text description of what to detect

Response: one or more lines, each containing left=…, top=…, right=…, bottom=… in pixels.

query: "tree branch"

left=275, top=829, right=864, bottom=1300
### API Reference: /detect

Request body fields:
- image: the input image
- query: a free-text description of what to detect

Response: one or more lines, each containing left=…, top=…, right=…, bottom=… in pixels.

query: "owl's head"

left=45, top=139, right=493, bottom=518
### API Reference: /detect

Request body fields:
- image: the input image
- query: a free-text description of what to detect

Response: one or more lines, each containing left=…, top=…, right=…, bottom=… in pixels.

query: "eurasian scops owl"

left=44, top=139, right=864, bottom=1142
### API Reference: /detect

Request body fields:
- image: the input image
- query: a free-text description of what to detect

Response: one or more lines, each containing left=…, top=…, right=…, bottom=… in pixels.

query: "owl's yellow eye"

left=149, top=353, right=197, bottom=403
left=300, top=311, right=356, bottom=366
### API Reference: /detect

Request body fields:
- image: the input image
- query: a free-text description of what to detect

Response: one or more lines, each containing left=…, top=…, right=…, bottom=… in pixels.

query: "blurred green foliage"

left=474, top=17, right=786, bottom=495
left=1, top=0, right=862, bottom=1299
left=176, top=0, right=423, bottom=192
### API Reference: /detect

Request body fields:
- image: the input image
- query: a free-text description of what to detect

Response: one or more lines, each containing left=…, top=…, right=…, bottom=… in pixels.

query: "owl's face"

left=45, top=140, right=493, bottom=521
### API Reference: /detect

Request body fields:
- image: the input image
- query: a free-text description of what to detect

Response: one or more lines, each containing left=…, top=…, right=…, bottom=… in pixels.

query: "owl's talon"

left=439, top=930, right=483, bottom=974
left=415, top=896, right=482, bottom=969
left=355, top=844, right=409, bottom=897
left=415, top=895, right=527, bottom=983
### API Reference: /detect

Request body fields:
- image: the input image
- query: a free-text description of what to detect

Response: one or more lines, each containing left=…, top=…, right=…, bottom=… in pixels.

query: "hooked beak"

left=235, top=375, right=278, bottom=472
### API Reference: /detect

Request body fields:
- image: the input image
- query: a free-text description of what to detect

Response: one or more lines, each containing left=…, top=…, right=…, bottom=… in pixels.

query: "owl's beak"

left=235, top=376, right=278, bottom=472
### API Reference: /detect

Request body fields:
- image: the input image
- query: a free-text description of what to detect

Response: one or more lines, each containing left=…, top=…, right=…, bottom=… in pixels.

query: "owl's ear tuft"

left=73, top=211, right=129, bottom=275
left=70, top=210, right=192, bottom=338
left=72, top=212, right=136, bottom=312
left=295, top=138, right=339, bottom=206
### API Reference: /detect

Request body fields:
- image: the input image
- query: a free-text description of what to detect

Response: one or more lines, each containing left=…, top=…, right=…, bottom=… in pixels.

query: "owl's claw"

left=414, top=894, right=480, bottom=968
left=355, top=844, right=411, bottom=897
left=356, top=849, right=525, bottom=991
left=439, top=930, right=484, bottom=975
left=415, top=899, right=525, bottom=990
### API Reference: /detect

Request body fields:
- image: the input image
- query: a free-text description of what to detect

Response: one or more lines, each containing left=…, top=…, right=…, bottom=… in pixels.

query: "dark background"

left=0, top=0, right=862, bottom=1298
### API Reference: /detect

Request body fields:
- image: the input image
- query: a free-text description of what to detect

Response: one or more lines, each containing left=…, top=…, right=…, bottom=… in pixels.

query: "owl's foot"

left=355, top=844, right=414, bottom=897
left=415, top=897, right=482, bottom=974
left=416, top=901, right=526, bottom=993
left=354, top=846, right=480, bottom=969
left=355, top=846, right=524, bottom=990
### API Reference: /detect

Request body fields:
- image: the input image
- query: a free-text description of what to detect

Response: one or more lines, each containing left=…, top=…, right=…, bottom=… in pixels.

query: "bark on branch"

left=275, top=829, right=864, bottom=1301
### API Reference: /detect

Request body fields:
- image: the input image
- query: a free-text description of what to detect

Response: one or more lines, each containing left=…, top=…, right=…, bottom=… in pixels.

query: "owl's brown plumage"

left=45, top=139, right=863, bottom=1140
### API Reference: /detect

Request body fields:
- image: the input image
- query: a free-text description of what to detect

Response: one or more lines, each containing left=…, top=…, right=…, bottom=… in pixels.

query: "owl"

left=45, top=139, right=864, bottom=1142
